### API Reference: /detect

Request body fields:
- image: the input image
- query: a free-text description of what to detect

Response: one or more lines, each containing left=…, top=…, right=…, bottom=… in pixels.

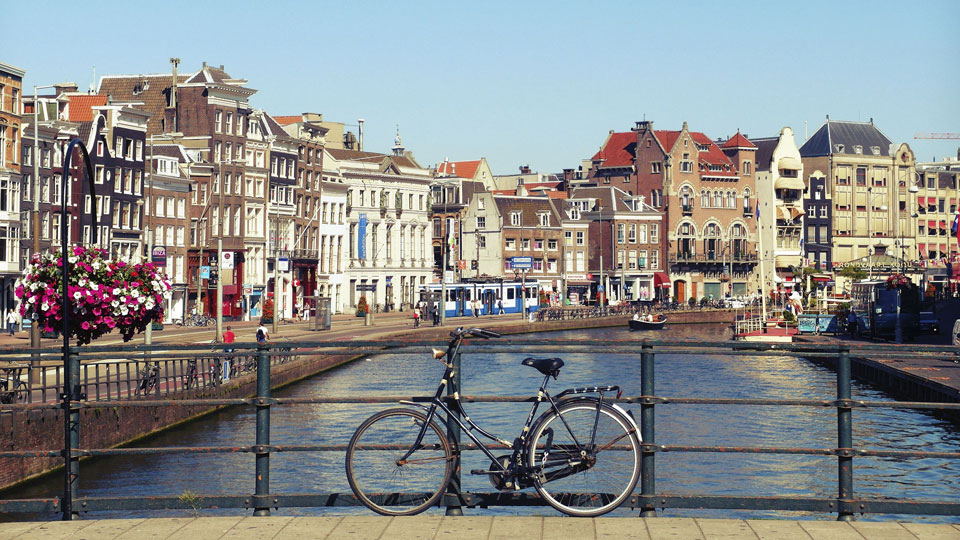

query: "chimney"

left=357, top=119, right=365, bottom=151
left=54, top=82, right=79, bottom=96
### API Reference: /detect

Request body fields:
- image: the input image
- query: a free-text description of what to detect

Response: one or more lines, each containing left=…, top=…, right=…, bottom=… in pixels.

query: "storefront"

left=564, top=276, right=592, bottom=305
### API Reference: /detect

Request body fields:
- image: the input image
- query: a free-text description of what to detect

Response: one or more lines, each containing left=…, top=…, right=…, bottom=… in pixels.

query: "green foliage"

left=838, top=265, right=867, bottom=281
left=178, top=490, right=203, bottom=517
left=356, top=296, right=369, bottom=316
left=782, top=310, right=796, bottom=323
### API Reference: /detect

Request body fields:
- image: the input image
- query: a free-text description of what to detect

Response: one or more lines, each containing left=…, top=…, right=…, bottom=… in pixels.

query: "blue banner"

left=358, top=214, right=367, bottom=260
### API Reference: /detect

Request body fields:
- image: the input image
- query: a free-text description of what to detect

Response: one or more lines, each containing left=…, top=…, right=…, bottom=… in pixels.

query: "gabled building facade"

left=0, top=62, right=24, bottom=320
left=800, top=118, right=917, bottom=272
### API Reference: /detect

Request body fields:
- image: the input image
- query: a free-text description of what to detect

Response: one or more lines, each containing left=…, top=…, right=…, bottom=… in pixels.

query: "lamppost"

left=29, top=84, right=57, bottom=351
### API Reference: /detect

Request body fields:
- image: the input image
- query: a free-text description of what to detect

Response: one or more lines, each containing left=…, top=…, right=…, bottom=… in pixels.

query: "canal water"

left=6, top=324, right=960, bottom=523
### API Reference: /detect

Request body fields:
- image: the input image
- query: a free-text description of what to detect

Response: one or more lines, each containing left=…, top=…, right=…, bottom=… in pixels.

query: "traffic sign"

left=357, top=284, right=376, bottom=292
left=243, top=286, right=253, bottom=295
left=200, top=266, right=211, bottom=279
left=511, top=256, right=533, bottom=269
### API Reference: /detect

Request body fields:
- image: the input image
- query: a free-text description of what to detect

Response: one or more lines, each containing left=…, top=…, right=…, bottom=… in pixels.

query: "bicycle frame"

left=397, top=334, right=621, bottom=482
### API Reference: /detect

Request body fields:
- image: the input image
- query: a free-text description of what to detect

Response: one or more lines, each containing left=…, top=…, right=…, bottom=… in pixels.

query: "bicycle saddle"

left=521, top=357, right=564, bottom=376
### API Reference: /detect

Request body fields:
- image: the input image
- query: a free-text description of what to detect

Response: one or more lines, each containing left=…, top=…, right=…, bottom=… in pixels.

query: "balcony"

left=743, top=206, right=754, bottom=218
left=291, top=249, right=319, bottom=261
left=669, top=252, right=758, bottom=264
left=681, top=204, right=693, bottom=216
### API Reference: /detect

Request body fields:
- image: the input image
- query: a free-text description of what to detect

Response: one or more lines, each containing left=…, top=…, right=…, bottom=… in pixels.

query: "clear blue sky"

left=4, top=1, right=958, bottom=175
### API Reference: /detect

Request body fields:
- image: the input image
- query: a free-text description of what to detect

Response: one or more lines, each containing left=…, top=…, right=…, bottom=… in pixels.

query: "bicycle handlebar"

left=449, top=327, right=502, bottom=340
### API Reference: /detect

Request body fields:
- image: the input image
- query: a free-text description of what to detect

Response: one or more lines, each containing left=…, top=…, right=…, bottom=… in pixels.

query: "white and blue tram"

left=419, top=281, right=540, bottom=318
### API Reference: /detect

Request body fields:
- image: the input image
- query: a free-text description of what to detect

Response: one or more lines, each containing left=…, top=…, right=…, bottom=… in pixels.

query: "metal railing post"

left=253, top=344, right=271, bottom=516
left=62, top=345, right=81, bottom=520
left=639, top=339, right=656, bottom=517
left=445, top=349, right=463, bottom=515
left=836, top=345, right=854, bottom=521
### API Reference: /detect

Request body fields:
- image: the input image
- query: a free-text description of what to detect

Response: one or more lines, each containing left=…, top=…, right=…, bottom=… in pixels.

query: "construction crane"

left=914, top=133, right=960, bottom=139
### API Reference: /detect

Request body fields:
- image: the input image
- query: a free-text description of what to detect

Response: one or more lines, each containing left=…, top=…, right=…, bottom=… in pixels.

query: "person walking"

left=497, top=299, right=504, bottom=315
left=847, top=310, right=857, bottom=337
left=221, top=326, right=235, bottom=381
left=413, top=309, right=420, bottom=328
left=5, top=310, right=19, bottom=336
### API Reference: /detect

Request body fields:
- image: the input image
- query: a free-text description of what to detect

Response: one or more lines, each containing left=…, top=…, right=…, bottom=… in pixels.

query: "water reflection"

left=5, top=323, right=960, bottom=523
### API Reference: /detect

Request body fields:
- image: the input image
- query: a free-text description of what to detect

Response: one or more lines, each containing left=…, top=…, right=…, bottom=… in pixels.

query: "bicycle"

left=345, top=327, right=641, bottom=517
left=0, top=364, right=28, bottom=404
left=182, top=359, right=199, bottom=390
left=135, top=362, right=160, bottom=396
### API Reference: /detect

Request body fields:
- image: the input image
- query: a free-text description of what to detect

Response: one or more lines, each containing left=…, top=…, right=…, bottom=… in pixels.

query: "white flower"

left=137, top=296, right=145, bottom=304
left=145, top=301, right=155, bottom=310
left=111, top=301, right=119, bottom=308
left=90, top=284, right=99, bottom=291
left=73, top=292, right=82, bottom=300
left=112, top=288, right=121, bottom=296
left=28, top=297, right=36, bottom=303
left=131, top=290, right=140, bottom=298
left=120, top=307, right=129, bottom=316
left=41, top=303, right=49, bottom=311
left=68, top=256, right=78, bottom=264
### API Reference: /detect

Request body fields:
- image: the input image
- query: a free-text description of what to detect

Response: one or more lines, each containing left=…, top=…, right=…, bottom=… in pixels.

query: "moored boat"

left=629, top=316, right=666, bottom=330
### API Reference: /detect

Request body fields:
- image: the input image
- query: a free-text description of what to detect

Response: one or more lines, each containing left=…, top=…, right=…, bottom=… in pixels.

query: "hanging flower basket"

left=15, top=246, right=171, bottom=345
left=885, top=273, right=911, bottom=290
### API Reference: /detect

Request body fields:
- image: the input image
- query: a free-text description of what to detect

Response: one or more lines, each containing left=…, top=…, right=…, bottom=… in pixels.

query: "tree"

left=838, top=264, right=867, bottom=282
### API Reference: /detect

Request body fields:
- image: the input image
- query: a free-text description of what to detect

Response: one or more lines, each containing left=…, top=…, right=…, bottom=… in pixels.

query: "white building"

left=328, top=141, right=433, bottom=312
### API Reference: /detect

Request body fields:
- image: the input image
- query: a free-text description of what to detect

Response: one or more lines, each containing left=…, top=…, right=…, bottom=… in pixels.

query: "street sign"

left=511, top=256, right=533, bottom=269
left=357, top=284, right=376, bottom=292
left=243, top=286, right=253, bottom=295
left=221, top=251, right=235, bottom=270
left=200, top=266, right=211, bottom=279
left=278, top=257, right=289, bottom=272
left=151, top=246, right=167, bottom=266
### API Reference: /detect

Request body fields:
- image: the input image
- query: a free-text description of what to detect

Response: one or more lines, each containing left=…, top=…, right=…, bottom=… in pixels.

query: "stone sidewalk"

left=1, top=516, right=959, bottom=540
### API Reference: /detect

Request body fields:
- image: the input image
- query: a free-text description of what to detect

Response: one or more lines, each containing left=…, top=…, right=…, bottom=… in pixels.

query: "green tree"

left=838, top=264, right=867, bottom=282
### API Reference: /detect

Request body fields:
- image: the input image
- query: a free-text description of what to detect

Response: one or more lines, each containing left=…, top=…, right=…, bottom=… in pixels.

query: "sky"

left=4, top=1, right=958, bottom=175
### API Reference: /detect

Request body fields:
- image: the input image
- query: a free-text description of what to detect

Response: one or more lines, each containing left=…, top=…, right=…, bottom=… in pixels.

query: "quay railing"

left=1, top=338, right=959, bottom=521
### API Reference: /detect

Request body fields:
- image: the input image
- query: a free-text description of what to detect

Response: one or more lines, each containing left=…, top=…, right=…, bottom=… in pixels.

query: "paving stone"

left=7, top=520, right=94, bottom=540
left=644, top=517, right=706, bottom=539
left=327, top=515, right=392, bottom=539
left=697, top=518, right=758, bottom=539
left=271, top=516, right=343, bottom=539
left=543, top=516, right=596, bottom=539
left=165, top=516, right=244, bottom=540
left=433, top=516, right=493, bottom=540
left=379, top=516, right=442, bottom=540
left=70, top=518, right=144, bottom=540
left=797, top=520, right=865, bottom=540
left=900, top=522, right=960, bottom=540
left=745, top=519, right=811, bottom=540
left=489, top=515, right=543, bottom=540
left=595, top=517, right=651, bottom=540
left=113, top=517, right=193, bottom=539
left=219, top=516, right=294, bottom=540
left=848, top=520, right=918, bottom=540
left=0, top=521, right=44, bottom=540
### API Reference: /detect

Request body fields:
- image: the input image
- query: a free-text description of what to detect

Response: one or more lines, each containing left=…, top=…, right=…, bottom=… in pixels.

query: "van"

left=953, top=319, right=960, bottom=348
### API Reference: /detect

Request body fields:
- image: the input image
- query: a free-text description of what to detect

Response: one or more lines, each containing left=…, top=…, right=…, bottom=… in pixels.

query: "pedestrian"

left=413, top=310, right=420, bottom=328
left=256, top=322, right=269, bottom=345
left=497, top=299, right=504, bottom=315
left=292, top=303, right=299, bottom=321
left=473, top=299, right=480, bottom=318
left=5, top=310, right=19, bottom=336
left=847, top=310, right=857, bottom=337
left=221, top=325, right=236, bottom=380
left=432, top=306, right=440, bottom=326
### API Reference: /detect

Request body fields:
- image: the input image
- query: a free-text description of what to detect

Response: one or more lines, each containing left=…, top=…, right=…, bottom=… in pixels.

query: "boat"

left=629, top=316, right=667, bottom=330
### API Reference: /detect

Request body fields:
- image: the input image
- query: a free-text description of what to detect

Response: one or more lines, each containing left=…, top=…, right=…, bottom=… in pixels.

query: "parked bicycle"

left=0, top=364, right=28, bottom=404
left=345, top=327, right=641, bottom=517
left=135, top=362, right=160, bottom=396
left=175, top=313, right=213, bottom=327
left=182, top=359, right=200, bottom=390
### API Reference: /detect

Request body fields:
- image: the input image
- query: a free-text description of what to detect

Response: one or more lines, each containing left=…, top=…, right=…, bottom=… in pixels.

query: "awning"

left=940, top=220, right=948, bottom=228
left=774, top=176, right=805, bottom=190
left=919, top=243, right=926, bottom=253
left=653, top=272, right=670, bottom=288
left=813, top=275, right=832, bottom=283
left=917, top=197, right=926, bottom=206
left=928, top=220, right=938, bottom=228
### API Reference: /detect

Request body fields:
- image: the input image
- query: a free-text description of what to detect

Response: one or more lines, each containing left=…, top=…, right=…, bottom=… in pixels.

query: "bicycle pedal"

left=469, top=469, right=496, bottom=475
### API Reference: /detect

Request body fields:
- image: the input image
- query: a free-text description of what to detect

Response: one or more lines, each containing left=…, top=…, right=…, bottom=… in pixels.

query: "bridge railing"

left=0, top=338, right=958, bottom=521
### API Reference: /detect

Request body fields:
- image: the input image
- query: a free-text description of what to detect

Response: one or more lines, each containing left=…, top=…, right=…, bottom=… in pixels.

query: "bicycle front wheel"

left=527, top=400, right=640, bottom=517
left=346, top=408, right=454, bottom=516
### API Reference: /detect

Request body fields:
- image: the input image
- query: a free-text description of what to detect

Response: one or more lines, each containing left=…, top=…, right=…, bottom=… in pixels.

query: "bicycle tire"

left=527, top=399, right=640, bottom=517
left=13, top=381, right=27, bottom=402
left=346, top=408, right=454, bottom=516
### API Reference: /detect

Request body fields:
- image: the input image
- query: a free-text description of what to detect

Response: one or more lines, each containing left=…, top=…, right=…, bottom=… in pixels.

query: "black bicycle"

left=0, top=364, right=28, bottom=404
left=182, top=359, right=200, bottom=390
left=135, top=362, right=160, bottom=396
left=345, top=327, right=641, bottom=517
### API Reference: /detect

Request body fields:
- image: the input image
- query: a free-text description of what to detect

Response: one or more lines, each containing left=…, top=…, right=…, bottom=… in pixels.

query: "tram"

left=419, top=281, right=540, bottom=318
left=849, top=280, right=920, bottom=338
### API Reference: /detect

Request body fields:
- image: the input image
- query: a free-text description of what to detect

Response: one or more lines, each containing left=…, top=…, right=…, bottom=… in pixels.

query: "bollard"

left=444, top=349, right=463, bottom=515
left=253, top=344, right=271, bottom=516
left=639, top=339, right=656, bottom=517
left=836, top=345, right=854, bottom=521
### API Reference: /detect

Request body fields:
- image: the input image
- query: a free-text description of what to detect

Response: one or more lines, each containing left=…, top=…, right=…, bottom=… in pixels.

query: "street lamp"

left=29, top=84, right=57, bottom=351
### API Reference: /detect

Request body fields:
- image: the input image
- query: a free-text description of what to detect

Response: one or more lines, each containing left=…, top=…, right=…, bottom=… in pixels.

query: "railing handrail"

left=1, top=339, right=959, bottom=520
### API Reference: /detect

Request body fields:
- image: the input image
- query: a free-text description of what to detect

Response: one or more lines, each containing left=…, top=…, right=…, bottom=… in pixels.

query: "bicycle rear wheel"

left=346, top=408, right=454, bottom=516
left=527, top=400, right=640, bottom=516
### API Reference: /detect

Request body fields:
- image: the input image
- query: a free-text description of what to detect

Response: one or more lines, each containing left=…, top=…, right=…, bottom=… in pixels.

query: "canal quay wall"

left=0, top=308, right=734, bottom=491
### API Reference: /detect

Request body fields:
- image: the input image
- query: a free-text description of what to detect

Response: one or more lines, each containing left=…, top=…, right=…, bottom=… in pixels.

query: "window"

left=215, top=111, right=222, bottom=133
left=819, top=206, right=827, bottom=218
left=743, top=161, right=752, bottom=175
left=808, top=206, right=816, bottom=217
left=511, top=212, right=521, bottom=226
left=505, top=238, right=516, bottom=250
left=651, top=162, right=662, bottom=174
left=564, top=231, right=573, bottom=246
left=538, top=213, right=549, bottom=226
left=226, top=112, right=233, bottom=134
left=477, top=216, right=486, bottom=229
left=534, top=239, right=543, bottom=250
left=649, top=250, right=658, bottom=269
left=856, top=167, right=866, bottom=186
left=617, top=223, right=625, bottom=244
left=701, top=190, right=710, bottom=208
left=680, top=153, right=693, bottom=173
left=576, top=231, right=584, bottom=246
left=651, top=223, right=659, bottom=243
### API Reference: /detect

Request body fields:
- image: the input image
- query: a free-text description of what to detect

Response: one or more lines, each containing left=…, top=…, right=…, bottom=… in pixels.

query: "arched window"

left=743, top=188, right=752, bottom=214
left=677, top=222, right=696, bottom=259
left=727, top=190, right=736, bottom=209
left=730, top=223, right=747, bottom=260
left=713, top=190, right=722, bottom=208
left=704, top=222, right=720, bottom=260
left=679, top=186, right=693, bottom=209
left=701, top=189, right=710, bottom=208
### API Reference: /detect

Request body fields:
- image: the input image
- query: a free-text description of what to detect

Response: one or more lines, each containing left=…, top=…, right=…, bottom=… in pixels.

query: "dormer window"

left=510, top=212, right=521, bottom=226
left=538, top=212, right=550, bottom=227
left=854, top=145, right=862, bottom=154
left=834, top=144, right=844, bottom=153
left=870, top=146, right=880, bottom=155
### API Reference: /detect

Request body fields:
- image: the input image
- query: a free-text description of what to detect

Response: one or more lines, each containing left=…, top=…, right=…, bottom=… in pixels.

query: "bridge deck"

left=1, top=516, right=957, bottom=540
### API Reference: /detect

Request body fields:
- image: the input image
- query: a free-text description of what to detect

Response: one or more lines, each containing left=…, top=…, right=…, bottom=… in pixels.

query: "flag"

left=755, top=204, right=760, bottom=219
left=954, top=211, right=960, bottom=248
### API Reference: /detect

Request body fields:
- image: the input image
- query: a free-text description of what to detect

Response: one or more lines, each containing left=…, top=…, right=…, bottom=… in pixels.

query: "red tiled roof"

left=590, top=132, right=635, bottom=168
left=67, top=94, right=108, bottom=122
left=437, top=160, right=481, bottom=178
left=692, top=132, right=738, bottom=176
left=722, top=131, right=756, bottom=149
left=272, top=115, right=301, bottom=126
left=653, top=130, right=681, bottom=153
